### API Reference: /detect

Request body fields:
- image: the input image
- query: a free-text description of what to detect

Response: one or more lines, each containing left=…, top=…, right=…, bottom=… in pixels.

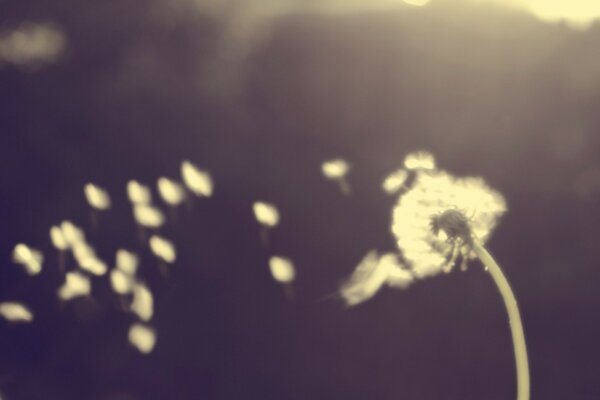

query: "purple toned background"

left=1, top=1, right=600, bottom=399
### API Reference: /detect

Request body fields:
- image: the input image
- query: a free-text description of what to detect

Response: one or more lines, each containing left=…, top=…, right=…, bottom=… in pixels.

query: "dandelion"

left=57, top=271, right=91, bottom=300
left=253, top=201, right=280, bottom=245
left=322, top=158, right=351, bottom=195
left=339, top=151, right=529, bottom=400
left=12, top=243, right=43, bottom=275
left=0, top=302, right=33, bottom=323
left=181, top=160, right=213, bottom=197
left=128, top=323, right=156, bottom=354
left=127, top=180, right=152, bottom=205
left=392, top=168, right=506, bottom=278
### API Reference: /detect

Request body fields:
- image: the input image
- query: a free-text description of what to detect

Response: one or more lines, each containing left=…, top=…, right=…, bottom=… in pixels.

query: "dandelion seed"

left=60, top=220, right=85, bottom=246
left=322, top=159, right=351, bottom=195
left=0, top=23, right=66, bottom=67
left=12, top=243, right=43, bottom=275
left=78, top=256, right=108, bottom=276
left=133, top=204, right=165, bottom=228
left=127, top=180, right=152, bottom=204
left=382, top=169, right=409, bottom=194
left=0, top=302, right=33, bottom=322
left=149, top=235, right=176, bottom=264
left=84, top=183, right=111, bottom=210
left=253, top=202, right=280, bottom=227
left=322, top=159, right=349, bottom=179
left=49, top=225, right=68, bottom=250
left=128, top=323, right=156, bottom=354
left=404, top=151, right=436, bottom=171
left=130, top=283, right=153, bottom=321
left=116, top=249, right=138, bottom=275
left=339, top=251, right=414, bottom=306
left=57, top=271, right=91, bottom=300
left=110, top=269, right=134, bottom=294
left=181, top=160, right=213, bottom=197
left=157, top=177, right=185, bottom=206
left=269, top=256, right=296, bottom=283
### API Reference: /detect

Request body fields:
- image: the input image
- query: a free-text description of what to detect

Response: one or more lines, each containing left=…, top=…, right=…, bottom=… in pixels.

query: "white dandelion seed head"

left=392, top=169, right=506, bottom=279
left=181, top=160, right=213, bottom=197
left=322, top=159, right=350, bottom=179
left=253, top=201, right=280, bottom=227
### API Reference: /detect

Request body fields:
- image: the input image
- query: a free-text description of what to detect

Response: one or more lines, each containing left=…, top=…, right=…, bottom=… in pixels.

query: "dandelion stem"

left=472, top=241, right=530, bottom=400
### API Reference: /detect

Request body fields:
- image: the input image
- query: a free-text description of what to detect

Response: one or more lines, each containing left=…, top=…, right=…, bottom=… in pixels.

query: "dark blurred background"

left=1, top=0, right=600, bottom=399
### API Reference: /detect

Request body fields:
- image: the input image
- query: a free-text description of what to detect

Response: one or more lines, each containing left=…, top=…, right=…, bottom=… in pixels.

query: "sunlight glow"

left=517, top=0, right=600, bottom=28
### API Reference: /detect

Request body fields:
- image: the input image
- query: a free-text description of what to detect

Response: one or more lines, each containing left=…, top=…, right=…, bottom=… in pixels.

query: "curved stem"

left=472, top=241, right=530, bottom=400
